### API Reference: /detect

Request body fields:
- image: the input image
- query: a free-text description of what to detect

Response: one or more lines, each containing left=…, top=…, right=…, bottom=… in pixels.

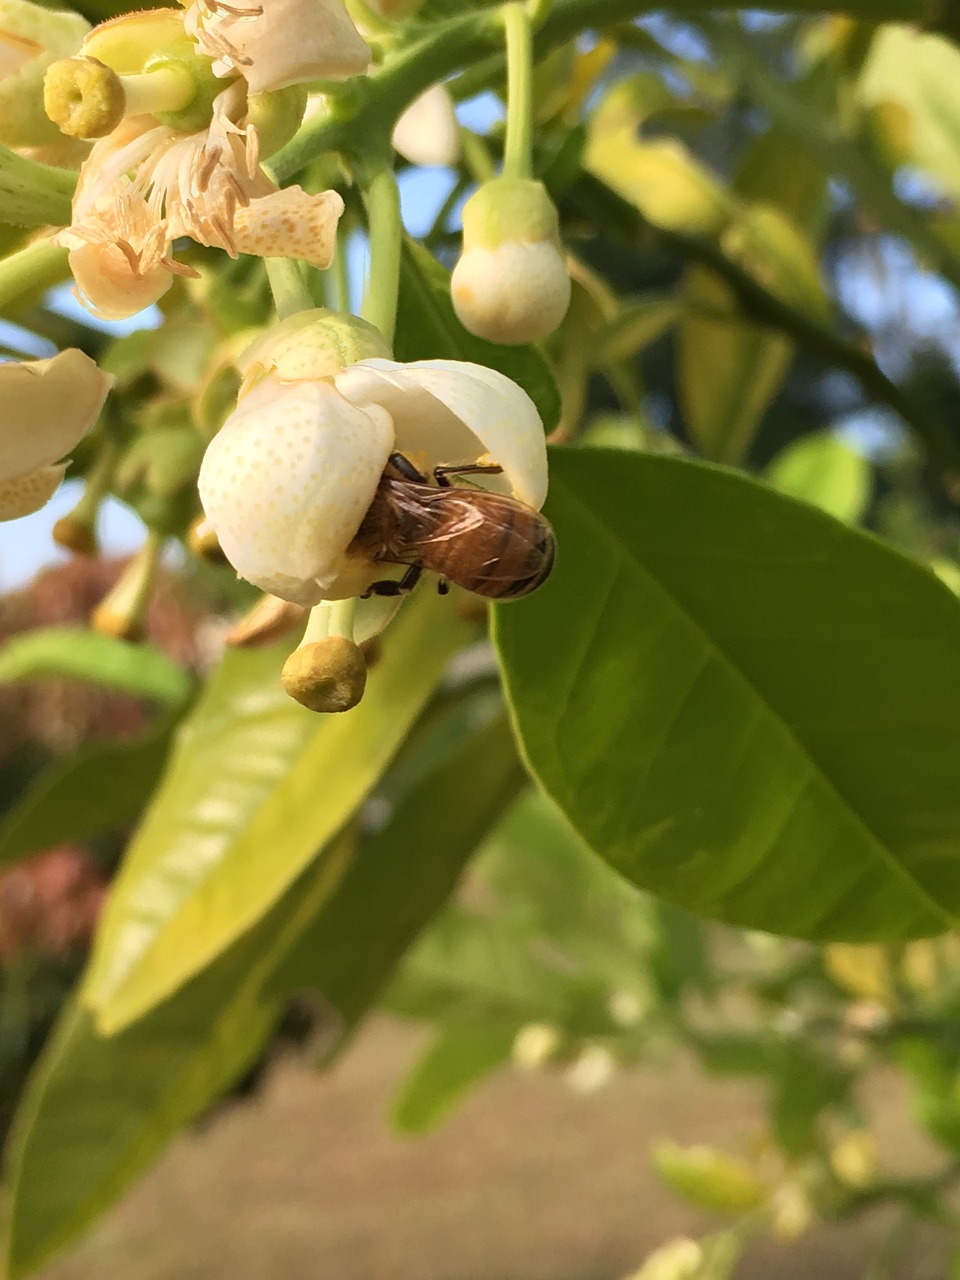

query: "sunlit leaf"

left=768, top=432, right=872, bottom=524
left=494, top=447, right=960, bottom=942
left=390, top=1023, right=515, bottom=1134
left=83, top=590, right=473, bottom=1034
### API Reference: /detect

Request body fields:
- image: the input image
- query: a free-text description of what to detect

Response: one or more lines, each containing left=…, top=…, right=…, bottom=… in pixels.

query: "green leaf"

left=768, top=432, right=872, bottom=524
left=0, top=718, right=176, bottom=865
left=83, top=590, right=472, bottom=1035
left=395, top=238, right=562, bottom=434
left=0, top=629, right=192, bottom=706
left=595, top=294, right=682, bottom=365
left=277, top=710, right=525, bottom=1040
left=493, top=447, right=960, bottom=943
left=390, top=1023, right=515, bottom=1134
left=2, top=834, right=353, bottom=1280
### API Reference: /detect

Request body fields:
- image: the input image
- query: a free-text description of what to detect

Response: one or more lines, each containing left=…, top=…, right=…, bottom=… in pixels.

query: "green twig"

left=358, top=160, right=403, bottom=347
left=0, top=239, right=70, bottom=315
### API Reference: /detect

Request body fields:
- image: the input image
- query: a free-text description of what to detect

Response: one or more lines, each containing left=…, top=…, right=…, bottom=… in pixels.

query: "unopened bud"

left=281, top=635, right=367, bottom=713
left=227, top=593, right=305, bottom=648
left=452, top=177, right=571, bottom=345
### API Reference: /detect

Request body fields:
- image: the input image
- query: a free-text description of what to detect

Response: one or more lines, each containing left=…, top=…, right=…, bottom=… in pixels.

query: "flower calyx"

left=452, top=176, right=571, bottom=346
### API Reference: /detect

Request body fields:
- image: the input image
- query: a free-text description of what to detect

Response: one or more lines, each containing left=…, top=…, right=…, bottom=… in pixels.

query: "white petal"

left=198, top=375, right=394, bottom=606
left=338, top=358, right=548, bottom=508
left=391, top=84, right=460, bottom=168
left=451, top=240, right=571, bottom=345
left=0, top=464, right=67, bottom=521
left=0, top=350, right=112, bottom=482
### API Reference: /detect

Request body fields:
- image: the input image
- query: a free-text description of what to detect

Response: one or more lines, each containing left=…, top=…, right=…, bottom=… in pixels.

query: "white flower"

left=181, top=0, right=370, bottom=93
left=61, top=84, right=344, bottom=319
left=198, top=353, right=547, bottom=605
left=0, top=350, right=112, bottom=521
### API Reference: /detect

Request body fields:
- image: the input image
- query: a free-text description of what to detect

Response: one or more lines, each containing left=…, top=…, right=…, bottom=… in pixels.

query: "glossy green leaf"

left=2, top=834, right=353, bottom=1280
left=390, top=1023, right=515, bottom=1134
left=395, top=238, right=562, bottom=434
left=768, top=432, right=872, bottom=524
left=0, top=718, right=176, bottom=864
left=0, top=629, right=192, bottom=705
left=277, top=710, right=525, bottom=1041
left=493, top=447, right=960, bottom=943
left=83, top=590, right=472, bottom=1035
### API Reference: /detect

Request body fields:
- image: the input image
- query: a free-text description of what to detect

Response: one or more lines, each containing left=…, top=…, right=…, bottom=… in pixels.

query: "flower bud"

left=0, top=0, right=89, bottom=149
left=282, top=635, right=367, bottom=712
left=624, top=1238, right=704, bottom=1280
left=451, top=177, right=571, bottom=345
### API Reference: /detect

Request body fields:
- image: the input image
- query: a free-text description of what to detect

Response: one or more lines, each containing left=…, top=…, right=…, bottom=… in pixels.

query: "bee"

left=350, top=452, right=556, bottom=600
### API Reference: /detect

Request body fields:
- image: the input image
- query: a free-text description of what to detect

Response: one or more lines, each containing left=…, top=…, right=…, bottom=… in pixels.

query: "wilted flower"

left=198, top=310, right=548, bottom=605
left=0, top=350, right=112, bottom=521
left=59, top=81, right=344, bottom=319
left=452, top=176, right=571, bottom=345
left=182, top=0, right=370, bottom=94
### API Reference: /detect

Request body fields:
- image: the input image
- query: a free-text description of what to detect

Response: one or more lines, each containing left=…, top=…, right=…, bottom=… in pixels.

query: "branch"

left=570, top=173, right=960, bottom=480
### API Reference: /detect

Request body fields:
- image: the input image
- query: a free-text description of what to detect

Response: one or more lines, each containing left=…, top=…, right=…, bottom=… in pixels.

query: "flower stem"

left=265, top=258, right=313, bottom=319
left=359, top=160, right=402, bottom=348
left=502, top=2, right=534, bottom=181
left=327, top=597, right=357, bottom=641
left=0, top=237, right=69, bottom=310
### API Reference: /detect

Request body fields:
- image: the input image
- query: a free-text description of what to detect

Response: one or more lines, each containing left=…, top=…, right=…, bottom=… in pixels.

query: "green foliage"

left=83, top=590, right=473, bottom=1034
left=494, top=447, right=960, bottom=942
left=0, top=629, right=192, bottom=705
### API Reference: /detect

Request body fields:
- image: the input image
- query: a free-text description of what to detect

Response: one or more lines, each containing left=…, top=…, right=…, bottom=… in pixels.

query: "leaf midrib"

left=555, top=472, right=956, bottom=932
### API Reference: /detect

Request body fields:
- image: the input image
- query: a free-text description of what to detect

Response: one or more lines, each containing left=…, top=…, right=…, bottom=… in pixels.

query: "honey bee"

left=350, top=452, right=556, bottom=600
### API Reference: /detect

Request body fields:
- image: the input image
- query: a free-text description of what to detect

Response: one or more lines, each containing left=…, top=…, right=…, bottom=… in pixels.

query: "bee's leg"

left=386, top=452, right=428, bottom=483
left=433, top=462, right=504, bottom=488
left=363, top=563, right=423, bottom=597
left=437, top=579, right=450, bottom=596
